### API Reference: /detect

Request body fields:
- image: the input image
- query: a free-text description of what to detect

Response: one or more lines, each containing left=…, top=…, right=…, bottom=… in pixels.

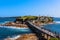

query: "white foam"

left=54, top=21, right=60, bottom=23
left=13, top=35, right=21, bottom=39
left=0, top=26, right=28, bottom=29
left=4, top=35, right=21, bottom=40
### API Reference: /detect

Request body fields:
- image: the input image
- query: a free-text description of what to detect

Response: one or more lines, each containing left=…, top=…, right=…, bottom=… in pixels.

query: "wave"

left=0, top=26, right=29, bottom=29
left=4, top=35, right=21, bottom=40
left=54, top=21, right=60, bottom=23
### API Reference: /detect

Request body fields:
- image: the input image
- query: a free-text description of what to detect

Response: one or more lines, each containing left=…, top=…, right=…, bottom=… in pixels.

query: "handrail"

left=27, top=21, right=58, bottom=38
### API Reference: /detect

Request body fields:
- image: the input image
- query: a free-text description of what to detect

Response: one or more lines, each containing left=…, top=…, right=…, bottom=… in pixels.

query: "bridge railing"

left=27, top=21, right=60, bottom=38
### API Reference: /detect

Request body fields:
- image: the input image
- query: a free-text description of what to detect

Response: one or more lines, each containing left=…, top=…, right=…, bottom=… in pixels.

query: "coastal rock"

left=1, top=22, right=28, bottom=28
left=16, top=33, right=38, bottom=40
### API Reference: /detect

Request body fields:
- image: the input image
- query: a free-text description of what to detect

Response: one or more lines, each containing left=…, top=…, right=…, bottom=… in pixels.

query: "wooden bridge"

left=26, top=21, right=60, bottom=40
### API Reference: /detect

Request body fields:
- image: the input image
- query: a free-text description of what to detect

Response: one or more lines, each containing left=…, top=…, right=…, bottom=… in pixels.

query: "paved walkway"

left=28, top=22, right=58, bottom=38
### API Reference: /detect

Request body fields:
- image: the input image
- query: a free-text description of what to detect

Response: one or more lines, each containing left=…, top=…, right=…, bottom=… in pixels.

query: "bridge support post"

left=47, top=36, right=51, bottom=40
left=42, top=33, right=44, bottom=37
left=44, top=34, right=48, bottom=39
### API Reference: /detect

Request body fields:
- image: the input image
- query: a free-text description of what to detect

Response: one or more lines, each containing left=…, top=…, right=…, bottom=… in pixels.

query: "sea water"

left=0, top=17, right=60, bottom=40
left=0, top=17, right=32, bottom=40
left=43, top=23, right=60, bottom=34
left=0, top=26, right=32, bottom=40
left=43, top=17, right=60, bottom=35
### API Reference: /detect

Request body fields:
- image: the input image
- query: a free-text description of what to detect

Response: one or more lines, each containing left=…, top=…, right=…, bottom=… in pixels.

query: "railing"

left=28, top=21, right=59, bottom=38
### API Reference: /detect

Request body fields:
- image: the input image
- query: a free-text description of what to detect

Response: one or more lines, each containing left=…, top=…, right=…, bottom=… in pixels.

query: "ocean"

left=43, top=23, right=60, bottom=34
left=42, top=17, right=60, bottom=36
left=0, top=17, right=33, bottom=40
left=0, top=17, right=60, bottom=40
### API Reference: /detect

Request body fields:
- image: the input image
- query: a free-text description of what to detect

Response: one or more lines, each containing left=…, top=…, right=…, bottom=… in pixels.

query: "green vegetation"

left=50, top=38, right=59, bottom=40
left=16, top=16, right=53, bottom=23
left=17, top=16, right=38, bottom=21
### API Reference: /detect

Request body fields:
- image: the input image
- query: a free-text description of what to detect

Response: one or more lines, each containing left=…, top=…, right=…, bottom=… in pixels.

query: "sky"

left=0, top=0, right=60, bottom=17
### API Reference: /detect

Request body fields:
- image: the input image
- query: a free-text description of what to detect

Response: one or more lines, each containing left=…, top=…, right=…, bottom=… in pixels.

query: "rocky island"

left=16, top=33, right=38, bottom=40
left=0, top=16, right=54, bottom=40
left=32, top=16, right=53, bottom=26
left=1, top=22, right=28, bottom=28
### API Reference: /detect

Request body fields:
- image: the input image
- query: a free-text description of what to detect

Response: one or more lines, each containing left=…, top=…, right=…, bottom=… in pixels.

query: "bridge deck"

left=28, top=22, right=59, bottom=38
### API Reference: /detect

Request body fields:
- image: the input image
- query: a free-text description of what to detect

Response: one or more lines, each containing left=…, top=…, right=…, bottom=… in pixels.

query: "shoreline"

left=4, top=35, right=21, bottom=40
left=4, top=33, right=38, bottom=40
left=54, top=21, right=60, bottom=23
left=0, top=25, right=29, bottom=29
